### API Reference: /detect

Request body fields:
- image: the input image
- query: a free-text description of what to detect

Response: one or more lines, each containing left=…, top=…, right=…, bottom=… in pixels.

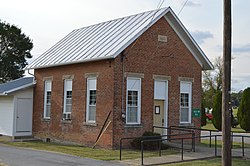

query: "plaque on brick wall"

left=192, top=109, right=201, bottom=118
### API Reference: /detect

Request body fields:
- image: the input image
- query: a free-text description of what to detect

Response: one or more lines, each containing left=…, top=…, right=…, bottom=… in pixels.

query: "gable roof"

left=27, top=7, right=213, bottom=70
left=0, top=77, right=35, bottom=95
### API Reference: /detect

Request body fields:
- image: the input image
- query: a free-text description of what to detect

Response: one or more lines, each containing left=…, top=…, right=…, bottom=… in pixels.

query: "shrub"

left=201, top=100, right=207, bottom=126
left=130, top=131, right=162, bottom=150
left=238, top=88, right=250, bottom=131
left=212, top=91, right=222, bottom=131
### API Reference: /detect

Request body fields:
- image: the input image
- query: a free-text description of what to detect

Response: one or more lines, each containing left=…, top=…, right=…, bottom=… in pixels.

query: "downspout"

left=28, top=69, right=36, bottom=83
left=121, top=51, right=126, bottom=119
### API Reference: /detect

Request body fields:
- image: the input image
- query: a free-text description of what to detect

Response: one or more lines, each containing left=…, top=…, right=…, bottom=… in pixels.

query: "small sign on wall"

left=192, top=108, right=201, bottom=118
left=155, top=106, right=160, bottom=114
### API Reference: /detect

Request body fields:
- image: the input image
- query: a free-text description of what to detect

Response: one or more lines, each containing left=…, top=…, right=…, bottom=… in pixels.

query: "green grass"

left=164, top=158, right=250, bottom=166
left=202, top=121, right=245, bottom=133
left=200, top=139, right=250, bottom=149
left=0, top=141, right=177, bottom=161
left=233, top=108, right=238, bottom=117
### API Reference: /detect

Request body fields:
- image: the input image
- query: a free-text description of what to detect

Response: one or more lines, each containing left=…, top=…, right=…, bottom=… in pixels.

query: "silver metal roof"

left=27, top=7, right=213, bottom=70
left=0, top=77, right=35, bottom=95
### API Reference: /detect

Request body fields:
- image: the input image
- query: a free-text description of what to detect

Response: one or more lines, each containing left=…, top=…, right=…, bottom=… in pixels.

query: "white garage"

left=0, top=77, right=35, bottom=137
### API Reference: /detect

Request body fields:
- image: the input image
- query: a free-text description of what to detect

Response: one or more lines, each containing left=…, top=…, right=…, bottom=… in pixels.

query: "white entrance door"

left=153, top=100, right=165, bottom=135
left=16, top=98, right=32, bottom=132
left=154, top=80, right=168, bottom=135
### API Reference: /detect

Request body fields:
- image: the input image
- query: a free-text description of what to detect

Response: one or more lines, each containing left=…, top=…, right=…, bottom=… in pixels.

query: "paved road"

left=0, top=144, right=127, bottom=166
left=201, top=130, right=250, bottom=144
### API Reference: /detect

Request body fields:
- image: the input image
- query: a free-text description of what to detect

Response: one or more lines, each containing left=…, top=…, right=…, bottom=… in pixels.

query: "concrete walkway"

left=119, top=143, right=250, bottom=165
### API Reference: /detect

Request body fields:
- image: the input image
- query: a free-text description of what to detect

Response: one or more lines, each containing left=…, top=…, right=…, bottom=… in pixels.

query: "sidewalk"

left=119, top=143, right=250, bottom=165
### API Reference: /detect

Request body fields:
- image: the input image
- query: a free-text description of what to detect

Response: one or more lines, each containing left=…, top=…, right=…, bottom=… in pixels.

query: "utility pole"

left=222, top=0, right=232, bottom=166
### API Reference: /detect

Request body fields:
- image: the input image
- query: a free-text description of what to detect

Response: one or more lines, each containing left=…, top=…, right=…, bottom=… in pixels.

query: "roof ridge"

left=74, top=7, right=170, bottom=31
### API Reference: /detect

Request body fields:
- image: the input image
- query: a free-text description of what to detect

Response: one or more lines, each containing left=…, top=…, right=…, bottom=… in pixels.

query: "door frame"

left=14, top=97, right=33, bottom=136
left=154, top=79, right=168, bottom=135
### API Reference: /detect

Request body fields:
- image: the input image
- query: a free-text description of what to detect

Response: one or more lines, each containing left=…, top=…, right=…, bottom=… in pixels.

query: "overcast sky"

left=1, top=0, right=250, bottom=92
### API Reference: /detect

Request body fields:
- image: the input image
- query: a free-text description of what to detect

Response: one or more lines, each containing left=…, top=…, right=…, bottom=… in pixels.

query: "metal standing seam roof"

left=0, top=77, right=35, bottom=95
left=27, top=7, right=213, bottom=70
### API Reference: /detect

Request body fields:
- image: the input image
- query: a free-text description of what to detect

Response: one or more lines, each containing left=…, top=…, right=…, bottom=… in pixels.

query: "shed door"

left=16, top=98, right=32, bottom=132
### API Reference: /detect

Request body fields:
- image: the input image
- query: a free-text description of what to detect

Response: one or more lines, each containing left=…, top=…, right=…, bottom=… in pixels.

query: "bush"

left=201, top=100, right=207, bottom=126
left=212, top=91, right=222, bottom=131
left=238, top=88, right=250, bottom=131
left=130, top=131, right=162, bottom=150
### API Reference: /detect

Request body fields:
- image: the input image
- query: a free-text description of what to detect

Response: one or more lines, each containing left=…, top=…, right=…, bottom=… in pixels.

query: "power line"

left=178, top=0, right=189, bottom=16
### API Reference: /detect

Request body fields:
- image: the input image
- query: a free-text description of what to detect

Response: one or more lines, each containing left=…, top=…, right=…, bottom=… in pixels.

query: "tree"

left=238, top=88, right=250, bottom=131
left=212, top=91, right=222, bottom=130
left=231, top=91, right=243, bottom=107
left=0, top=21, right=33, bottom=83
left=201, top=98, right=207, bottom=126
left=202, top=57, right=222, bottom=109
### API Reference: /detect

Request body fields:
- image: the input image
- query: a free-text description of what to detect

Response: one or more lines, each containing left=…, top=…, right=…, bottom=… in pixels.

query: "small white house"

left=0, top=77, right=35, bottom=137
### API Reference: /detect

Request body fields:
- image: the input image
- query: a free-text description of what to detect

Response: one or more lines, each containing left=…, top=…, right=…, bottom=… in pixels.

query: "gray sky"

left=1, top=0, right=250, bottom=91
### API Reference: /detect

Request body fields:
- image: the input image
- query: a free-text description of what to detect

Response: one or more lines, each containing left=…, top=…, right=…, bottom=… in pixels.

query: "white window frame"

left=86, top=77, right=97, bottom=123
left=44, top=80, right=52, bottom=119
left=180, top=81, right=192, bottom=124
left=63, top=79, right=73, bottom=118
left=126, top=77, right=141, bottom=125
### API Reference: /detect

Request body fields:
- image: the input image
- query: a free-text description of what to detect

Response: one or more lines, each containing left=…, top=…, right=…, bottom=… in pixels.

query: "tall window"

left=63, top=79, right=72, bottom=120
left=126, top=77, right=141, bottom=124
left=180, top=82, right=192, bottom=124
left=44, top=80, right=52, bottom=119
left=86, top=78, right=97, bottom=123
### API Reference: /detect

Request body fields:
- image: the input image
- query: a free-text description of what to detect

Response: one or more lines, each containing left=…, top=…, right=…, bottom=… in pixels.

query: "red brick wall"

left=33, top=16, right=202, bottom=149
left=33, top=60, right=115, bottom=148
left=112, top=17, right=202, bottom=148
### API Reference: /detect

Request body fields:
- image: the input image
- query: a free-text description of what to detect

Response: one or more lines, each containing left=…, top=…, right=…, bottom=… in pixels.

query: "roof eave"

left=26, top=55, right=114, bottom=70
left=164, top=9, right=213, bottom=71
left=3, top=82, right=36, bottom=95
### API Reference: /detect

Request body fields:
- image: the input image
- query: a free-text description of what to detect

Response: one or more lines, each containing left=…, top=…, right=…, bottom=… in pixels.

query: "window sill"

left=179, top=123, right=194, bottom=127
left=42, top=118, right=51, bottom=122
left=83, top=122, right=97, bottom=127
left=61, top=120, right=72, bottom=124
left=125, top=124, right=143, bottom=128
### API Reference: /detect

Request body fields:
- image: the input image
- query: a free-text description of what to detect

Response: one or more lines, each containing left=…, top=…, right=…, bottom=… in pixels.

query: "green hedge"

left=238, top=87, right=250, bottom=131
left=212, top=91, right=222, bottom=131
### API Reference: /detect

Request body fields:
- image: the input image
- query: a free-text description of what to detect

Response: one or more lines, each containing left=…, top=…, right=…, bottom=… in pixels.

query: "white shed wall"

left=0, top=96, right=14, bottom=136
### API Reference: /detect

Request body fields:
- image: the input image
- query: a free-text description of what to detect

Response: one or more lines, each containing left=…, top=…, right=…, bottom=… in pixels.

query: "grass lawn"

left=165, top=158, right=250, bottom=166
left=202, top=121, right=245, bottom=133
left=200, top=139, right=250, bottom=149
left=0, top=141, right=177, bottom=161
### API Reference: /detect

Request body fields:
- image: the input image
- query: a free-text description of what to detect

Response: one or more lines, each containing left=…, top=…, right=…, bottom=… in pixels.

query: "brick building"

left=27, top=7, right=213, bottom=149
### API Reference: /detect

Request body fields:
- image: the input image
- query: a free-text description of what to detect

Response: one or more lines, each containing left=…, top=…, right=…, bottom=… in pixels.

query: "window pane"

left=46, top=92, right=51, bottom=104
left=89, top=90, right=96, bottom=105
left=46, top=105, right=51, bottom=117
left=66, top=98, right=72, bottom=105
left=66, top=105, right=72, bottom=113
left=181, top=108, right=189, bottom=122
left=127, top=107, right=137, bottom=123
left=181, top=93, right=189, bottom=107
left=128, top=91, right=138, bottom=106
left=89, top=105, right=96, bottom=121
left=67, top=91, right=72, bottom=98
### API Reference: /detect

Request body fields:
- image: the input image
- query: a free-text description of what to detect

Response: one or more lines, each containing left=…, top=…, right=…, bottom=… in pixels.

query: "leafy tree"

left=0, top=21, right=33, bottom=83
left=231, top=90, right=243, bottom=107
left=238, top=88, right=250, bottom=131
left=212, top=91, right=222, bottom=131
left=202, top=57, right=222, bottom=109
